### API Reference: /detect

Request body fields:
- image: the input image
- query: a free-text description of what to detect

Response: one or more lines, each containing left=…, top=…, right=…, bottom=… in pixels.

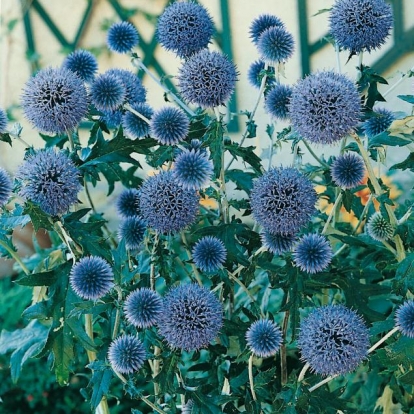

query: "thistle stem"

left=150, top=232, right=159, bottom=291
left=124, top=103, right=150, bottom=123
left=112, top=286, right=123, bottom=340
left=383, top=65, right=414, bottom=98
left=322, top=192, right=343, bottom=235
left=298, top=362, right=310, bottom=383
left=280, top=309, right=290, bottom=385
left=302, top=139, right=330, bottom=168
left=248, top=354, right=258, bottom=401
left=180, top=231, right=202, bottom=286
left=0, top=240, right=29, bottom=275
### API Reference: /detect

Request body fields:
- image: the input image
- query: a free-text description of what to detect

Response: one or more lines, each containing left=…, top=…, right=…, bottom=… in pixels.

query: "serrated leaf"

left=155, top=352, right=179, bottom=394
left=392, top=253, right=414, bottom=295
left=226, top=169, right=257, bottom=194
left=368, top=131, right=411, bottom=148
left=88, top=365, right=113, bottom=411
left=397, top=94, right=414, bottom=104
left=225, top=143, right=263, bottom=174
left=16, top=268, right=58, bottom=286
left=0, top=132, right=12, bottom=146
left=23, top=201, right=53, bottom=232
left=390, top=152, right=414, bottom=172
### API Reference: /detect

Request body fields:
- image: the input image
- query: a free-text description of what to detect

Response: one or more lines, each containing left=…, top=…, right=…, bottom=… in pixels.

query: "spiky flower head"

left=108, top=335, right=146, bottom=374
left=289, top=71, right=361, bottom=145
left=192, top=236, right=227, bottom=273
left=106, top=68, right=147, bottom=104
left=21, top=67, right=88, bottom=134
left=124, top=288, right=162, bottom=329
left=249, top=14, right=285, bottom=44
left=0, top=108, right=8, bottom=133
left=62, top=49, right=98, bottom=82
left=70, top=256, right=114, bottom=300
left=107, top=21, right=139, bottom=54
left=265, top=84, right=293, bottom=120
left=395, top=301, right=414, bottom=338
left=247, top=60, right=276, bottom=90
left=329, top=0, right=393, bottom=53
left=250, top=167, right=317, bottom=235
left=363, top=107, right=395, bottom=138
left=158, top=284, right=223, bottom=351
left=260, top=231, right=296, bottom=255
left=178, top=50, right=238, bottom=108
left=150, top=107, right=189, bottom=146
left=293, top=234, right=333, bottom=274
left=100, top=109, right=123, bottom=129
left=91, top=72, right=126, bottom=112
left=257, top=26, right=294, bottom=64
left=366, top=212, right=394, bottom=241
left=116, top=188, right=140, bottom=218
left=118, top=216, right=146, bottom=251
left=157, top=2, right=215, bottom=58
left=297, top=305, right=369, bottom=376
left=0, top=168, right=12, bottom=207
left=246, top=320, right=283, bottom=358
left=139, top=171, right=199, bottom=233
left=331, top=152, right=366, bottom=189
left=17, top=149, right=81, bottom=216
left=122, top=103, right=153, bottom=139
left=173, top=148, right=213, bottom=190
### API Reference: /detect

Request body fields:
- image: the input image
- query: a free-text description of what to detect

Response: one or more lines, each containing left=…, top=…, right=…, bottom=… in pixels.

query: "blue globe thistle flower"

left=257, top=26, right=294, bottom=64
left=157, top=2, right=215, bottom=58
left=331, top=152, right=366, bottom=189
left=107, top=21, right=139, bottom=54
left=16, top=149, right=81, bottom=216
left=289, top=71, right=361, bottom=145
left=124, top=288, right=162, bottom=329
left=0, top=108, right=8, bottom=133
left=139, top=171, right=199, bottom=233
left=122, top=102, right=153, bottom=139
left=297, top=305, right=369, bottom=376
left=246, top=319, right=283, bottom=358
left=118, top=216, right=146, bottom=251
left=329, top=0, right=393, bottom=53
left=192, top=236, right=227, bottom=273
left=158, top=284, right=223, bottom=351
left=247, top=60, right=276, bottom=89
left=0, top=168, right=12, bottom=207
left=260, top=231, right=296, bottom=255
left=91, top=72, right=126, bottom=112
left=108, top=335, right=146, bottom=374
left=250, top=167, right=317, bottom=235
left=265, top=84, right=293, bottom=120
left=293, top=234, right=333, bottom=274
left=173, top=149, right=213, bottom=190
left=21, top=67, right=88, bottom=134
left=62, top=49, right=98, bottom=82
left=106, top=68, right=147, bottom=104
left=70, top=256, right=114, bottom=300
left=396, top=301, right=414, bottom=338
left=249, top=14, right=285, bottom=44
left=178, top=50, right=238, bottom=108
left=363, top=108, right=395, bottom=138
left=150, top=106, right=189, bottom=146
left=116, top=188, right=140, bottom=218
left=366, top=212, right=394, bottom=241
left=100, top=109, right=123, bottom=129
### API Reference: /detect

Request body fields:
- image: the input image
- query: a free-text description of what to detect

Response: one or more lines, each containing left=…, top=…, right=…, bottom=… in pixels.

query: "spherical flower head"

left=261, top=231, right=296, bottom=255
left=173, top=148, right=213, bottom=190
left=246, top=319, right=283, bottom=358
left=100, top=109, right=123, bottom=129
left=0, top=108, right=8, bottom=133
left=62, top=49, right=98, bottom=82
left=139, top=171, right=199, bottom=233
left=70, top=256, right=114, bottom=300
left=265, top=84, right=293, bottom=120
left=250, top=167, right=317, bottom=235
left=150, top=107, right=189, bottom=146
left=395, top=301, right=414, bottom=338
left=107, top=21, right=139, bottom=54
left=118, top=216, right=146, bottom=251
left=289, top=71, right=361, bottom=145
left=293, top=234, right=333, bottom=274
left=257, top=26, right=294, bottom=64
left=91, top=72, right=126, bottom=112
left=106, top=68, right=147, bottom=104
left=124, top=288, right=162, bottom=329
left=366, top=212, right=394, bottom=241
left=249, top=14, right=285, bottom=44
left=247, top=60, right=276, bottom=90
left=329, top=0, right=393, bottom=53
left=116, top=188, right=140, bottom=218
left=0, top=167, right=12, bottom=207
left=122, top=102, right=153, bottom=139
left=16, top=149, right=81, bottom=216
left=331, top=152, right=366, bottom=189
left=158, top=284, right=223, bottom=351
left=157, top=2, right=215, bottom=58
left=108, top=335, right=146, bottom=374
left=192, top=236, right=227, bottom=273
left=178, top=50, right=238, bottom=108
left=297, top=305, right=370, bottom=376
left=21, top=67, right=88, bottom=134
left=363, top=107, right=395, bottom=138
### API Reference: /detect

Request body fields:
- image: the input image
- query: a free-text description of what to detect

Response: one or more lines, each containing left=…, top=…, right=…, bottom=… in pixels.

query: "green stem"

left=150, top=232, right=159, bottom=291
left=124, top=103, right=150, bottom=123
left=322, top=192, right=343, bottom=235
left=248, top=354, right=257, bottom=401
left=302, top=139, right=330, bottom=168
left=280, top=309, right=289, bottom=385
left=0, top=240, right=30, bottom=275
left=112, top=286, right=123, bottom=340
left=298, top=362, right=310, bottom=382
left=180, top=232, right=202, bottom=285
